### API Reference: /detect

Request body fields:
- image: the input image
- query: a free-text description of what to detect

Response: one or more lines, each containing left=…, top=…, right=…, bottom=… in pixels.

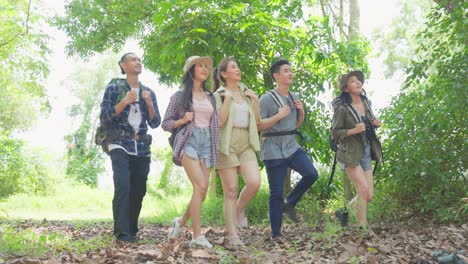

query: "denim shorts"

left=183, top=127, right=212, bottom=168
left=341, top=140, right=372, bottom=171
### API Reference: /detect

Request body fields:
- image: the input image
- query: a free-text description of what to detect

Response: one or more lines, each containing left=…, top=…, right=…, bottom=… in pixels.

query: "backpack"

left=168, top=90, right=185, bottom=149
left=94, top=78, right=128, bottom=154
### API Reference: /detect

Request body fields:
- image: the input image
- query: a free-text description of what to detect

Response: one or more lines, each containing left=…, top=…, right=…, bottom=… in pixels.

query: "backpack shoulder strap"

left=268, top=90, right=285, bottom=107
left=288, top=91, right=298, bottom=102
left=346, top=104, right=362, bottom=123
left=363, top=97, right=375, bottom=120
left=207, top=91, right=216, bottom=108
left=108, top=78, right=129, bottom=103
left=174, top=90, right=184, bottom=99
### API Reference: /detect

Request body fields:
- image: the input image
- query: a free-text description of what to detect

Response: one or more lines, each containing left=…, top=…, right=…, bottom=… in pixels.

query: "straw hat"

left=182, top=56, right=213, bottom=80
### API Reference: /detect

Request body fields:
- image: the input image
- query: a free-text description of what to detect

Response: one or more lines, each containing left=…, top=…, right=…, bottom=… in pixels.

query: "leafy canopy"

left=55, top=0, right=370, bottom=163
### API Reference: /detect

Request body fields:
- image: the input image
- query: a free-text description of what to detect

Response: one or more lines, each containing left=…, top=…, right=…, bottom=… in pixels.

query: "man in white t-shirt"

left=99, top=52, right=161, bottom=242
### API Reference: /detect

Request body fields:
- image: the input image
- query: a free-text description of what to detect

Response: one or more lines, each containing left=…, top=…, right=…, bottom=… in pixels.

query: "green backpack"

left=94, top=78, right=128, bottom=154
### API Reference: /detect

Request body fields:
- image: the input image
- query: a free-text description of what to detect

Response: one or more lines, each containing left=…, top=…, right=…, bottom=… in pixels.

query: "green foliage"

left=379, top=1, right=467, bottom=222
left=65, top=121, right=103, bottom=187
left=147, top=146, right=189, bottom=198
left=64, top=54, right=119, bottom=187
left=0, top=135, right=50, bottom=198
left=0, top=0, right=50, bottom=134
left=0, top=137, right=23, bottom=197
left=0, top=0, right=52, bottom=199
left=55, top=0, right=370, bottom=164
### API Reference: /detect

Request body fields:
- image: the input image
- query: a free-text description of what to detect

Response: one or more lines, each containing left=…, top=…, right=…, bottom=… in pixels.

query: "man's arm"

left=294, top=100, right=305, bottom=128
left=258, top=95, right=290, bottom=131
left=143, top=90, right=161, bottom=128
left=100, top=84, right=134, bottom=122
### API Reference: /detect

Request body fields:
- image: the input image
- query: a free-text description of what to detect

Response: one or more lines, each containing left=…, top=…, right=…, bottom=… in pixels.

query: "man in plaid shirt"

left=100, top=52, right=161, bottom=242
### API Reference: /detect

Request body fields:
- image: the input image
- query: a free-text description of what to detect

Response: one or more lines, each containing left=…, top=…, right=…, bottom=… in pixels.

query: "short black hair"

left=118, top=52, right=135, bottom=75
left=270, top=59, right=290, bottom=82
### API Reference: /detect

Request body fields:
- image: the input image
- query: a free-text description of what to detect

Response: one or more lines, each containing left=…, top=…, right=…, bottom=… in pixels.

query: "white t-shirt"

left=128, top=87, right=142, bottom=132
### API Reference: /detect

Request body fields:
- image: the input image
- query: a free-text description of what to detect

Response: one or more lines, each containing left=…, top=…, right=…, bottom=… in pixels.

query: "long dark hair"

left=338, top=89, right=369, bottom=105
left=181, top=65, right=210, bottom=111
left=212, top=57, right=236, bottom=93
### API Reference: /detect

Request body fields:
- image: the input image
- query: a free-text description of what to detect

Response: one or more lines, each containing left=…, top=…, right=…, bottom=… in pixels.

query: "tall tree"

left=348, top=0, right=360, bottom=39
left=318, top=0, right=365, bottom=200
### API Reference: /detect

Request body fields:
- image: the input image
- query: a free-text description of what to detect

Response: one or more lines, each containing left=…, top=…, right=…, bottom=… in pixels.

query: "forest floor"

left=2, top=217, right=467, bottom=264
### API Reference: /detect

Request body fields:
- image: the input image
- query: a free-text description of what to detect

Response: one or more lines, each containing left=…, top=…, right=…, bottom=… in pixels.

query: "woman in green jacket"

left=331, top=70, right=382, bottom=230
left=212, top=57, right=261, bottom=247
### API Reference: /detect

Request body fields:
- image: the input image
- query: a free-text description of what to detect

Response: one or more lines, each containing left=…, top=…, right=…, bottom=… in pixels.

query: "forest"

left=0, top=0, right=466, bottom=263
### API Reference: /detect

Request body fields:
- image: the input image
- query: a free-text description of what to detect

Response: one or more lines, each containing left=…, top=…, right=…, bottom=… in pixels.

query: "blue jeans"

left=110, top=149, right=151, bottom=241
left=264, top=148, right=318, bottom=237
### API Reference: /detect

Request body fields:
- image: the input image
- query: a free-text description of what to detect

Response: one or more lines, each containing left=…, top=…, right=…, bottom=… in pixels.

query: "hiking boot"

left=283, top=203, right=300, bottom=223
left=224, top=235, right=245, bottom=249
left=335, top=208, right=349, bottom=227
left=168, top=217, right=182, bottom=240
left=116, top=233, right=136, bottom=243
left=269, top=233, right=284, bottom=243
left=190, top=235, right=213, bottom=248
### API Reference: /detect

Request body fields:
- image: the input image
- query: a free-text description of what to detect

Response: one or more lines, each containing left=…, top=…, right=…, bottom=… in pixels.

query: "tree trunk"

left=343, top=0, right=361, bottom=201
left=340, top=0, right=345, bottom=41
left=349, top=0, right=360, bottom=40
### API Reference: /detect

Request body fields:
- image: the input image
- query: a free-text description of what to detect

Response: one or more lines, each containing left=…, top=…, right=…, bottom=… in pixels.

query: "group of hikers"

left=98, top=52, right=382, bottom=248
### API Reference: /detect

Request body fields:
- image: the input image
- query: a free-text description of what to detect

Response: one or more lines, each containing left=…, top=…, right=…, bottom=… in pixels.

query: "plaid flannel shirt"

left=100, top=79, right=161, bottom=157
left=162, top=90, right=219, bottom=167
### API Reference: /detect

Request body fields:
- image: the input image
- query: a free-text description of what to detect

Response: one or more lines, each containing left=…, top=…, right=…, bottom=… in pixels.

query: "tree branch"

left=26, top=0, right=32, bottom=34
left=0, top=33, right=24, bottom=48
left=326, top=0, right=348, bottom=40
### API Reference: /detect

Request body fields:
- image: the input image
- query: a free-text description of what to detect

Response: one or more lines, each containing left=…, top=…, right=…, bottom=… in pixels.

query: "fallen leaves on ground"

left=2, top=219, right=467, bottom=263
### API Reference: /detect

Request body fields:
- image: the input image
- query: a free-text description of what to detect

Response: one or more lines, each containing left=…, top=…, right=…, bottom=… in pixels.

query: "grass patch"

left=0, top=176, right=192, bottom=223
left=0, top=223, right=113, bottom=258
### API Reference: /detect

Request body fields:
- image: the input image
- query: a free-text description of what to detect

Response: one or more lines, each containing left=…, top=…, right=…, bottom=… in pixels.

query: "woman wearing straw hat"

left=212, top=57, right=261, bottom=247
left=162, top=56, right=218, bottom=248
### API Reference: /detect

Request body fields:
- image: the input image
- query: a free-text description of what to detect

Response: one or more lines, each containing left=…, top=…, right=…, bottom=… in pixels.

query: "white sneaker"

left=190, top=235, right=213, bottom=248
left=168, top=217, right=182, bottom=240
